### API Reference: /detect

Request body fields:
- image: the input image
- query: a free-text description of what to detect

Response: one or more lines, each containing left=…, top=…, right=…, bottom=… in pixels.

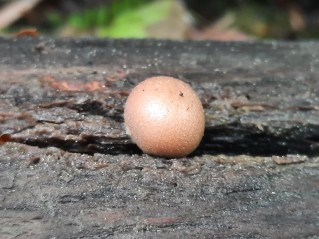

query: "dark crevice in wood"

left=7, top=123, right=319, bottom=157
left=11, top=136, right=142, bottom=155
left=195, top=124, right=319, bottom=156
left=67, top=100, right=125, bottom=122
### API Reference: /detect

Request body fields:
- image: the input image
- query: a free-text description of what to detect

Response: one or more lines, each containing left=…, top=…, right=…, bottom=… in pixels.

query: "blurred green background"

left=1, top=0, right=319, bottom=40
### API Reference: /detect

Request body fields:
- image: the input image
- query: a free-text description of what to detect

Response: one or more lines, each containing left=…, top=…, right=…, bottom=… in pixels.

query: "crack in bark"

left=3, top=123, right=318, bottom=157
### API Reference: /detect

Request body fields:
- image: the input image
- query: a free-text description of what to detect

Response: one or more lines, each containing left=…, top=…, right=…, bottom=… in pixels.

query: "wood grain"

left=0, top=38, right=318, bottom=238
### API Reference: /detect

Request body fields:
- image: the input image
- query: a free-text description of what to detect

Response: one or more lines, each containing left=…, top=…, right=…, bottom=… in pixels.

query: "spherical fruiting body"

left=124, top=76, right=205, bottom=158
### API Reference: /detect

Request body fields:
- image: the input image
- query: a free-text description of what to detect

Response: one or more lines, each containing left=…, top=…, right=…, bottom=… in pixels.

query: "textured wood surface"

left=0, top=37, right=318, bottom=238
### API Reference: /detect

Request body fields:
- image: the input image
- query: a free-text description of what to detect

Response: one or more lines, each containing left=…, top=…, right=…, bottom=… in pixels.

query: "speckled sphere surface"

left=124, top=76, right=205, bottom=158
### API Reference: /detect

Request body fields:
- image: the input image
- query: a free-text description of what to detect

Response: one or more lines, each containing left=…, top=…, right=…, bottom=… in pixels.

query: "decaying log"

left=0, top=37, right=318, bottom=238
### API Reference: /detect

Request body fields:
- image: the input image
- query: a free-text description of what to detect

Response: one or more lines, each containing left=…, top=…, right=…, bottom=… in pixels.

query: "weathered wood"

left=0, top=37, right=318, bottom=238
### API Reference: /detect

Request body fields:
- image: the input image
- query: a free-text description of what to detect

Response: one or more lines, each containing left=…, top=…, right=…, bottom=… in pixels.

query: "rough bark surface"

left=0, top=37, right=318, bottom=238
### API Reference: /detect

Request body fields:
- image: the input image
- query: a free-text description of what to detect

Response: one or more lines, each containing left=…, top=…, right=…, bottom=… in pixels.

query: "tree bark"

left=0, top=38, right=318, bottom=238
